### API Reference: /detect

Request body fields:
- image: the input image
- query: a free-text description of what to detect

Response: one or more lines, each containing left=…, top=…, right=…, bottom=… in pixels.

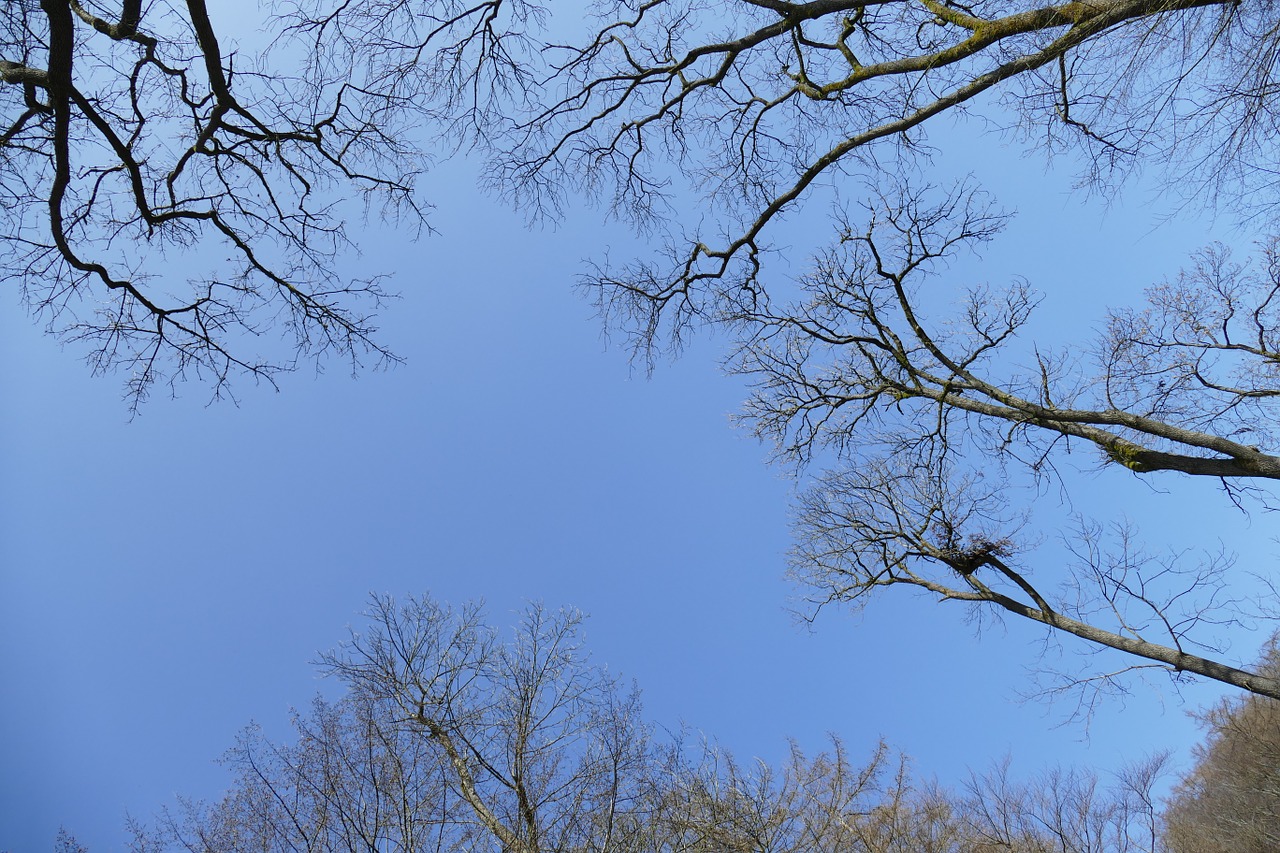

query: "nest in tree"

left=935, top=534, right=1014, bottom=576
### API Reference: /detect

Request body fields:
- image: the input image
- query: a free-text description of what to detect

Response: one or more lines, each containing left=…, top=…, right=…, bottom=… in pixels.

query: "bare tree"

left=127, top=593, right=1183, bottom=853
left=52, top=829, right=89, bottom=853
left=657, top=736, right=974, bottom=852
left=129, top=693, right=459, bottom=852
left=133, top=594, right=660, bottom=853
left=350, top=0, right=1280, bottom=704
left=324, top=595, right=662, bottom=853
left=1163, top=638, right=1280, bottom=852
left=19, top=0, right=1270, bottom=406
left=721, top=183, right=1280, bottom=704
left=18, top=0, right=1280, bottom=704
left=478, top=0, right=1271, bottom=346
left=284, top=0, right=1280, bottom=704
left=961, top=754, right=1173, bottom=852
left=0, top=0, right=534, bottom=407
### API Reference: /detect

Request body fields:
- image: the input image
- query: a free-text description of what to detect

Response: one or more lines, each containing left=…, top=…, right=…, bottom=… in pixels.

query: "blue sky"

left=1, top=6, right=1273, bottom=850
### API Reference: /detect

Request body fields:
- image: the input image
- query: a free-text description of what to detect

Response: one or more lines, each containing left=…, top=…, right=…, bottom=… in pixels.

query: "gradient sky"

left=1, top=5, right=1272, bottom=851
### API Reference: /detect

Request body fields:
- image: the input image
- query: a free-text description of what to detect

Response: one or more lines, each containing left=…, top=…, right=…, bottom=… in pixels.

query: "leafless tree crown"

left=12, top=1, right=1280, bottom=703
left=460, top=0, right=1280, bottom=704
left=128, top=593, right=1177, bottom=853
left=1164, top=638, right=1280, bottom=852
left=1, top=0, right=537, bottom=405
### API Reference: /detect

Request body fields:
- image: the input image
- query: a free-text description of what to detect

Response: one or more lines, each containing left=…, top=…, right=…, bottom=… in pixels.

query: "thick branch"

left=419, top=715, right=530, bottom=853
left=977, top=558, right=1280, bottom=700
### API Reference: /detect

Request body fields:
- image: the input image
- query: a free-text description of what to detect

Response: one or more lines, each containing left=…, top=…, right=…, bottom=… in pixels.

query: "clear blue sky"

left=0, top=6, right=1270, bottom=851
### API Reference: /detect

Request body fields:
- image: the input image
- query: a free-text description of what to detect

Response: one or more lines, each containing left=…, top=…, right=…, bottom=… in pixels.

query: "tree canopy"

left=2, top=0, right=434, bottom=405
left=7, top=0, right=1280, bottom=702
left=1164, top=638, right=1280, bottom=851
left=126, top=594, right=1175, bottom=853
left=481, top=0, right=1280, bottom=704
